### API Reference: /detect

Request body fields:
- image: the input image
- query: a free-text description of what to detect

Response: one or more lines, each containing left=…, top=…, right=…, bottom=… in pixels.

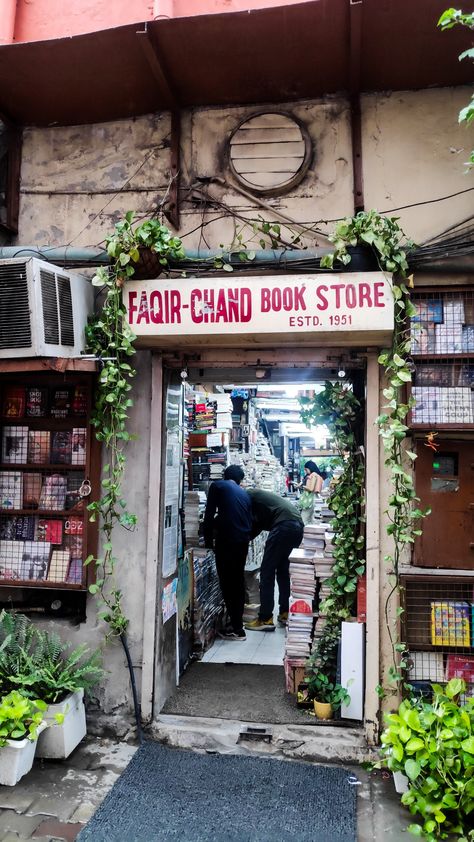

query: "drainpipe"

left=0, top=245, right=332, bottom=266
left=0, top=245, right=471, bottom=273
left=0, top=0, right=17, bottom=45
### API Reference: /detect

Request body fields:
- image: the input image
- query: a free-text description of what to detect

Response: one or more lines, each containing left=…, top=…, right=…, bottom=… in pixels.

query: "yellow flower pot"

left=313, top=700, right=333, bottom=720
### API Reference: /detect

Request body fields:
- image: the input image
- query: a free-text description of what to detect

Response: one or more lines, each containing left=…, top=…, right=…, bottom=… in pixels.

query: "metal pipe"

left=0, top=245, right=331, bottom=265
left=0, top=245, right=472, bottom=273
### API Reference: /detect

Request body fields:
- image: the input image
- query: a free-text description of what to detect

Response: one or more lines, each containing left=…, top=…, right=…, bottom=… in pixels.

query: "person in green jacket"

left=245, top=488, right=304, bottom=631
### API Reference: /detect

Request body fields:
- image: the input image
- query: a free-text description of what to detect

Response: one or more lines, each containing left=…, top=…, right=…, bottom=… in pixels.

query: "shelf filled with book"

left=409, top=289, right=474, bottom=429
left=0, top=372, right=98, bottom=596
left=401, top=574, right=474, bottom=696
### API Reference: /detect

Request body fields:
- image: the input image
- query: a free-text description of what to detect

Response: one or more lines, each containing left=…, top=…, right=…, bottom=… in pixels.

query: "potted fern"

left=0, top=690, right=47, bottom=785
left=0, top=611, right=103, bottom=759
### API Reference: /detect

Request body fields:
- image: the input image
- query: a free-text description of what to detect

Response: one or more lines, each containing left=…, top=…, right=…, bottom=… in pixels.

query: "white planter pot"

left=0, top=722, right=47, bottom=786
left=36, top=689, right=86, bottom=759
left=393, top=770, right=409, bottom=794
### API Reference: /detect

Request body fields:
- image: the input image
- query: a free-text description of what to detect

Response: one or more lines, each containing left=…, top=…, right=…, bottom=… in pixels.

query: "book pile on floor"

left=191, top=548, right=225, bottom=656
left=283, top=546, right=315, bottom=691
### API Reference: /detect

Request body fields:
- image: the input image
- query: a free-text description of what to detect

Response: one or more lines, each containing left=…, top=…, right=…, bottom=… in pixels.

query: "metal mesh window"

left=410, top=290, right=474, bottom=427
left=402, top=576, right=474, bottom=699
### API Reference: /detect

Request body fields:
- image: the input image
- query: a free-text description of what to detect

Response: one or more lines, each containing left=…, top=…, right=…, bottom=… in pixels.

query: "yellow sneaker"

left=245, top=617, right=275, bottom=632
left=277, top=612, right=288, bottom=627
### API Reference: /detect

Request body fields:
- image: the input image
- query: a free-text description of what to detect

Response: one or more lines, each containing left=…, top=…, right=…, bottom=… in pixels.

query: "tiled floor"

left=202, top=624, right=286, bottom=665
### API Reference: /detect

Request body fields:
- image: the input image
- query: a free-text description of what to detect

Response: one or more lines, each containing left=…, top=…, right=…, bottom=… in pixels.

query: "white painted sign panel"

left=125, top=272, right=393, bottom=345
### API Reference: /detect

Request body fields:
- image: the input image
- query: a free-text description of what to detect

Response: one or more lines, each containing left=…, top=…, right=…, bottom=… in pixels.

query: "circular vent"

left=228, top=112, right=311, bottom=196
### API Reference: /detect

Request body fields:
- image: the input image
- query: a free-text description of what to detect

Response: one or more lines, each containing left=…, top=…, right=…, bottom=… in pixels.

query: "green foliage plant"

left=300, top=382, right=364, bottom=693
left=376, top=678, right=474, bottom=841
left=0, top=610, right=104, bottom=704
left=319, top=209, right=413, bottom=273
left=86, top=213, right=184, bottom=636
left=438, top=8, right=474, bottom=169
left=318, top=210, right=430, bottom=696
left=305, top=671, right=350, bottom=709
left=0, top=690, right=47, bottom=745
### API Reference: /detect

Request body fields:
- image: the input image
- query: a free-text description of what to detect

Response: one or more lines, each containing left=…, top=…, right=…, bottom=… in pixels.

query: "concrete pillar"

left=141, top=353, right=164, bottom=722
left=364, top=351, right=381, bottom=746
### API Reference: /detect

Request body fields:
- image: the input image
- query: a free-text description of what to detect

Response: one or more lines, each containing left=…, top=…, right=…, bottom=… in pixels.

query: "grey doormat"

left=161, top=662, right=315, bottom=725
left=77, top=741, right=357, bottom=842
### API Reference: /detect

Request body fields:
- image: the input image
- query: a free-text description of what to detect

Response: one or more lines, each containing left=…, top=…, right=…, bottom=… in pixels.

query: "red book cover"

left=2, top=387, right=26, bottom=418
left=64, top=517, right=83, bottom=536
left=357, top=575, right=367, bottom=623
left=37, top=519, right=63, bottom=544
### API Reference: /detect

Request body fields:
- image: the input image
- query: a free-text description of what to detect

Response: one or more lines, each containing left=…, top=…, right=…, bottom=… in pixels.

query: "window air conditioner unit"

left=0, top=257, right=94, bottom=359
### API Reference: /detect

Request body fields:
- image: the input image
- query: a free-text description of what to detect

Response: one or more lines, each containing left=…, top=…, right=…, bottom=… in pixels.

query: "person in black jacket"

left=203, top=465, right=252, bottom=640
left=245, top=488, right=304, bottom=632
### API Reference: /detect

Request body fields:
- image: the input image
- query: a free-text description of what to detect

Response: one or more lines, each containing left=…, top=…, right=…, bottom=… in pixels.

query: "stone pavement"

left=0, top=734, right=409, bottom=841
left=0, top=738, right=137, bottom=842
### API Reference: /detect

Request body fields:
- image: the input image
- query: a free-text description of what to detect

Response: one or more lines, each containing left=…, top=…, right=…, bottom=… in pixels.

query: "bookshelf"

left=401, top=574, right=474, bottom=695
left=409, top=289, right=474, bottom=429
left=0, top=373, right=96, bottom=593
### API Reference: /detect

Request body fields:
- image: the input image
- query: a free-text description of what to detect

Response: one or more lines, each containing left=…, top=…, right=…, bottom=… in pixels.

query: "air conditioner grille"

left=0, top=263, right=32, bottom=349
left=40, top=269, right=59, bottom=345
left=57, top=274, right=74, bottom=346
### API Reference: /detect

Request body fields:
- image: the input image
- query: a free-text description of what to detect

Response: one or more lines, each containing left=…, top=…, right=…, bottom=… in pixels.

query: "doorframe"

left=143, top=346, right=382, bottom=745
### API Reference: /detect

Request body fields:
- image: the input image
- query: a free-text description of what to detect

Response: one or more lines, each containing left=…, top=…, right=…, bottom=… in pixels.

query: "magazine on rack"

left=21, top=541, right=51, bottom=581
left=2, top=426, right=28, bottom=463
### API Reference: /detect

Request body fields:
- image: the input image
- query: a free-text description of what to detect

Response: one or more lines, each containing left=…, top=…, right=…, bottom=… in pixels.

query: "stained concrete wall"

left=14, top=87, right=472, bottom=720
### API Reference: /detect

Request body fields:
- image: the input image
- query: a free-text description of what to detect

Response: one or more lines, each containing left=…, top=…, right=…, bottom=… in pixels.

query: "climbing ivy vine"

left=85, top=212, right=184, bottom=637
left=300, top=382, right=365, bottom=690
left=318, top=210, right=431, bottom=696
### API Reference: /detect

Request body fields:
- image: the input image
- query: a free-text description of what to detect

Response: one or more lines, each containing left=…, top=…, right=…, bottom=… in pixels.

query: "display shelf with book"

left=0, top=374, right=96, bottom=593
left=401, top=574, right=474, bottom=697
left=409, top=290, right=474, bottom=429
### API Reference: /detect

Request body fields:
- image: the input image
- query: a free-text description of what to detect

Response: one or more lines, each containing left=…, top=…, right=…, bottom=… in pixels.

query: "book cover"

left=38, top=474, right=67, bottom=511
left=23, top=473, right=43, bottom=509
left=25, top=386, right=48, bottom=417
left=0, top=516, right=18, bottom=540
left=15, top=516, right=36, bottom=541
left=21, top=541, right=51, bottom=581
left=2, top=426, right=28, bottom=463
left=2, top=387, right=26, bottom=419
left=0, top=471, right=22, bottom=510
left=66, top=557, right=83, bottom=585
left=71, top=386, right=88, bottom=416
left=50, top=387, right=72, bottom=419
left=65, top=534, right=82, bottom=559
left=28, top=430, right=51, bottom=464
left=64, top=516, right=83, bottom=536
left=446, top=654, right=474, bottom=684
left=0, top=540, right=25, bottom=580
left=37, top=518, right=63, bottom=544
left=71, top=428, right=86, bottom=466
left=65, top=475, right=84, bottom=511
left=50, top=431, right=72, bottom=464
left=47, top=549, right=70, bottom=582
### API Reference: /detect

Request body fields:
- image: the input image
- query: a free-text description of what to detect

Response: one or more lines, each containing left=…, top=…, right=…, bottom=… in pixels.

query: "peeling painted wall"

left=14, top=87, right=473, bottom=720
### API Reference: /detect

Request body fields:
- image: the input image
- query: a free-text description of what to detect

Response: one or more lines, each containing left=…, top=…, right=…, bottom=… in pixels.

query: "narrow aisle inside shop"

left=178, top=378, right=335, bottom=672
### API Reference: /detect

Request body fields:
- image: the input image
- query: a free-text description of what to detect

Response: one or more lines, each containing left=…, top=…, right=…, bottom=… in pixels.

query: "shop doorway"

left=156, top=353, right=369, bottom=728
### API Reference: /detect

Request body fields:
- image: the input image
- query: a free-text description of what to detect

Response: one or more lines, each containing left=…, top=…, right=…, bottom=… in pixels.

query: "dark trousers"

left=259, top=520, right=304, bottom=620
left=214, top=539, right=249, bottom=632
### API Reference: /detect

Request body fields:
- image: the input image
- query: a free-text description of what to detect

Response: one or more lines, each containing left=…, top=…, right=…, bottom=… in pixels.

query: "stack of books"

left=184, top=491, right=201, bottom=547
left=191, top=548, right=225, bottom=656
left=285, top=547, right=316, bottom=658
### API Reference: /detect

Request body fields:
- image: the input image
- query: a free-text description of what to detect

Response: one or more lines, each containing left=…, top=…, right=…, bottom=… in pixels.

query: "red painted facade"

left=5, top=0, right=311, bottom=44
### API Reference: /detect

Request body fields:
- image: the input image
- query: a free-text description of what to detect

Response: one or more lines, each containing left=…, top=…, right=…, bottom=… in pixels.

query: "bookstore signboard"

left=125, top=273, right=394, bottom=347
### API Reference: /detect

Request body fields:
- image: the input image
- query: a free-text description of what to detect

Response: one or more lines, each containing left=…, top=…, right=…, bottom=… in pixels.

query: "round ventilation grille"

left=228, top=112, right=310, bottom=196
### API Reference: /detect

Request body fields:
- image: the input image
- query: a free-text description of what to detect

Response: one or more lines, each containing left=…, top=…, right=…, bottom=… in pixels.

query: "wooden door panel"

left=414, top=441, right=474, bottom=570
